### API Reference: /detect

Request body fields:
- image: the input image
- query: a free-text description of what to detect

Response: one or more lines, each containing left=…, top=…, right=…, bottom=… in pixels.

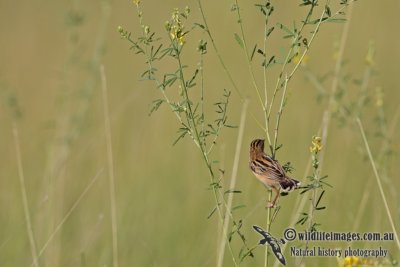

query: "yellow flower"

left=132, top=0, right=141, bottom=7
left=365, top=42, right=375, bottom=66
left=177, top=35, right=185, bottom=46
left=172, top=8, right=180, bottom=23
left=310, top=136, right=323, bottom=153
left=144, top=25, right=150, bottom=35
left=375, top=87, right=383, bottom=107
left=170, top=29, right=184, bottom=45
left=293, top=54, right=309, bottom=66
left=167, top=8, right=186, bottom=46
left=185, top=6, right=190, bottom=15
left=349, top=256, right=360, bottom=266
left=340, top=256, right=361, bottom=267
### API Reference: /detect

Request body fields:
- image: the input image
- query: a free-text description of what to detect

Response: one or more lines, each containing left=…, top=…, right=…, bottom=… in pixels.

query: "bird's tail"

left=279, top=177, right=300, bottom=192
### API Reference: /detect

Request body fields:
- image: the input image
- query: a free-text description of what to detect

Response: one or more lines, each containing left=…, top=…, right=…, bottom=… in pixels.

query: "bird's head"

left=250, top=139, right=265, bottom=155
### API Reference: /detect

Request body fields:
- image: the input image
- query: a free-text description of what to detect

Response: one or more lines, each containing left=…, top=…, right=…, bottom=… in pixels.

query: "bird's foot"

left=266, top=201, right=275, bottom=209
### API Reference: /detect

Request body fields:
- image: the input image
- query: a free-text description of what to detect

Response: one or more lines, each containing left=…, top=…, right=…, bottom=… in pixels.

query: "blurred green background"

left=0, top=0, right=399, bottom=266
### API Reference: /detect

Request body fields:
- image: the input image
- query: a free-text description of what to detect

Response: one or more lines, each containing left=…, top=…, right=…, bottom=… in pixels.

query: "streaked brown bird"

left=249, top=139, right=300, bottom=208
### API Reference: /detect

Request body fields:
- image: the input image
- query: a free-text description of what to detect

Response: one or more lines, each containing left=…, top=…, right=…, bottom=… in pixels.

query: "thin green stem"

left=355, top=64, right=372, bottom=118
left=233, top=0, right=264, bottom=108
left=200, top=50, right=206, bottom=147
left=356, top=118, right=400, bottom=251
left=132, top=7, right=245, bottom=264
left=272, top=75, right=288, bottom=157
left=133, top=4, right=199, bottom=147
left=197, top=0, right=243, bottom=101
left=207, top=92, right=230, bottom=155
left=263, top=2, right=273, bottom=147
left=100, top=65, right=119, bottom=267
left=13, top=123, right=40, bottom=267
left=319, top=1, right=353, bottom=170
left=287, top=1, right=355, bottom=83
left=264, top=190, right=273, bottom=267
left=267, top=2, right=316, bottom=124
left=31, top=170, right=103, bottom=267
left=276, top=4, right=355, bottom=263
left=175, top=40, right=239, bottom=267
left=217, top=100, right=248, bottom=267
left=197, top=0, right=265, bottom=131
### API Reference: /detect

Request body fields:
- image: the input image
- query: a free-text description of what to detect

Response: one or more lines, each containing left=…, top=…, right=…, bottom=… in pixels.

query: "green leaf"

left=234, top=33, right=244, bottom=49
left=321, top=180, right=333, bottom=188
left=171, top=103, right=184, bottom=113
left=277, top=23, right=294, bottom=37
left=152, top=44, right=163, bottom=60
left=208, top=180, right=222, bottom=190
left=299, top=0, right=313, bottom=6
left=250, top=44, right=257, bottom=61
left=239, top=247, right=255, bottom=262
left=172, top=127, right=190, bottom=145
left=300, top=184, right=313, bottom=194
left=149, top=99, right=164, bottom=115
left=316, top=190, right=325, bottom=207
left=257, top=49, right=265, bottom=56
left=325, top=18, right=346, bottom=23
left=232, top=204, right=246, bottom=211
left=224, top=189, right=242, bottom=195
left=306, top=17, right=328, bottom=25
left=325, top=5, right=332, bottom=17
left=164, top=74, right=177, bottom=87
left=266, top=26, right=274, bottom=37
left=207, top=204, right=220, bottom=219
left=194, top=22, right=205, bottom=29
left=296, top=212, right=309, bottom=225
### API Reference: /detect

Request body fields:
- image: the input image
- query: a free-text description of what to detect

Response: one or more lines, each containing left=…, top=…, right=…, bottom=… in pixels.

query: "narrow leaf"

left=232, top=204, right=246, bottom=211
left=234, top=33, right=244, bottom=49
left=224, top=189, right=242, bottom=195
left=250, top=44, right=257, bottom=61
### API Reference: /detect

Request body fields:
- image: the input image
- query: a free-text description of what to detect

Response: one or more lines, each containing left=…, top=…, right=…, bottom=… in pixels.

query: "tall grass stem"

left=101, top=65, right=119, bottom=267
left=319, top=2, right=353, bottom=169
left=356, top=118, right=400, bottom=251
left=13, top=123, right=40, bottom=267
left=217, top=100, right=249, bottom=267
left=30, top=170, right=104, bottom=266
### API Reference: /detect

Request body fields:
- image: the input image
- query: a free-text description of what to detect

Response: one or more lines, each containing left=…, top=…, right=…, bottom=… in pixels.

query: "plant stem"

left=30, top=170, right=103, bottom=267
left=267, top=1, right=316, bottom=124
left=197, top=0, right=265, bottom=131
left=175, top=42, right=239, bottom=267
left=100, top=65, right=119, bottom=267
left=356, top=118, right=400, bottom=251
left=264, top=190, right=273, bottom=267
left=319, top=1, right=353, bottom=170
left=13, top=123, right=40, bottom=267
left=132, top=4, right=199, bottom=146
left=200, top=50, right=206, bottom=147
left=217, top=100, right=249, bottom=267
left=263, top=2, right=273, bottom=147
left=272, top=75, right=288, bottom=157
left=233, top=0, right=264, bottom=108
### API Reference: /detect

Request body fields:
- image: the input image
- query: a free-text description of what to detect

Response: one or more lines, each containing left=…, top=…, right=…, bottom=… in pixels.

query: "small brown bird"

left=249, top=139, right=300, bottom=208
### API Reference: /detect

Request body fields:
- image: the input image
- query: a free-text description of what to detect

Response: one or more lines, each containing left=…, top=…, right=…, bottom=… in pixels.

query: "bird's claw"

left=266, top=201, right=275, bottom=209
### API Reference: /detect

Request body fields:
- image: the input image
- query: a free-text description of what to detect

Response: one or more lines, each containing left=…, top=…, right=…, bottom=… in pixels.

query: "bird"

left=249, top=139, right=300, bottom=208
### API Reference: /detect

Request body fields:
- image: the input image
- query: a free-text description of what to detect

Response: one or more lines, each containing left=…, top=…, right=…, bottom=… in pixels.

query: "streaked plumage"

left=249, top=139, right=300, bottom=208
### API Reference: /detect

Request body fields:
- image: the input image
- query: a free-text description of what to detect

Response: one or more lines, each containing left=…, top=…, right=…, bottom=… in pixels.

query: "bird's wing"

left=259, top=154, right=286, bottom=181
